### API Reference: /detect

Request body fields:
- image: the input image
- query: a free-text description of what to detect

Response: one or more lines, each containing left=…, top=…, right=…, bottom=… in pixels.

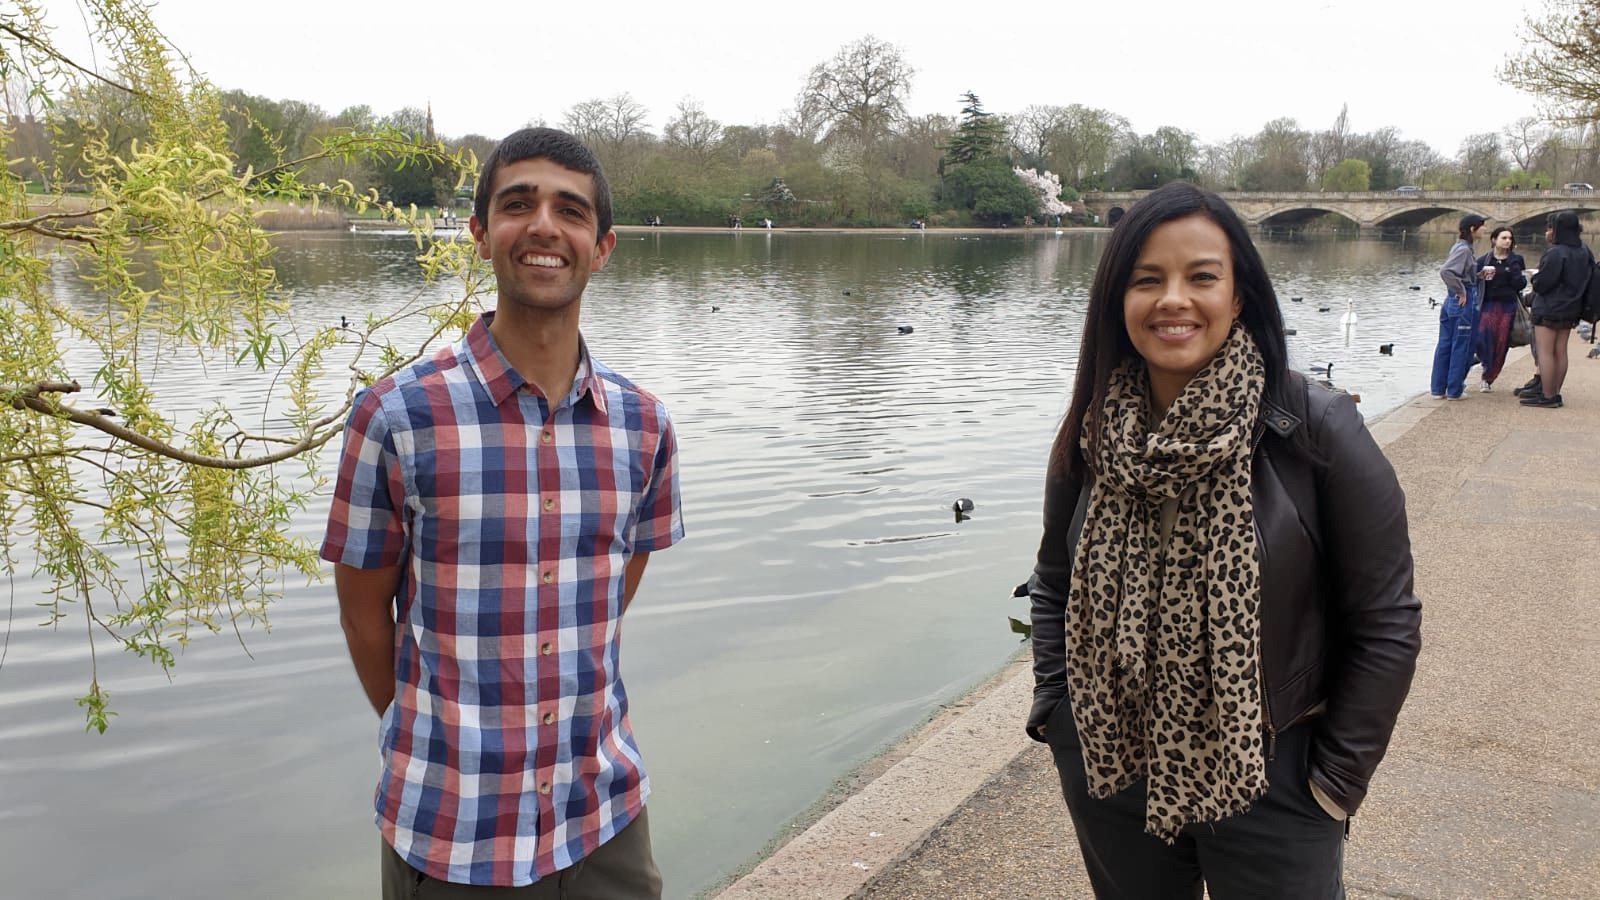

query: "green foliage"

left=0, top=0, right=479, bottom=729
left=944, top=92, right=1005, bottom=167
left=1494, top=169, right=1555, bottom=189
left=939, top=157, right=1037, bottom=225
left=1320, top=158, right=1371, bottom=192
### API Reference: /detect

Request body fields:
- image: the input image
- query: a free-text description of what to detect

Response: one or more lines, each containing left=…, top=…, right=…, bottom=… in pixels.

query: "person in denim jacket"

left=1430, top=214, right=1488, bottom=400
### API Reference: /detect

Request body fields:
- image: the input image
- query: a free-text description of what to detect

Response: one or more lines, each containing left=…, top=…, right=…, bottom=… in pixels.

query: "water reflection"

left=0, top=229, right=1514, bottom=900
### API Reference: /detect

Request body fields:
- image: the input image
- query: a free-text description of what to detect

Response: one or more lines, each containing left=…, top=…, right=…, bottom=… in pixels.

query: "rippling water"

left=0, top=228, right=1503, bottom=899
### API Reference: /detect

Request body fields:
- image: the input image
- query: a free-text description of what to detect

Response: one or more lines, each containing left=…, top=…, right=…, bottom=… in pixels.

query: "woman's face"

left=1494, top=230, right=1513, bottom=252
left=1123, top=214, right=1242, bottom=411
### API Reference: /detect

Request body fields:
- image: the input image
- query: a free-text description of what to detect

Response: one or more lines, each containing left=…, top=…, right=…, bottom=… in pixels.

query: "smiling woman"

left=1025, top=181, right=1421, bottom=899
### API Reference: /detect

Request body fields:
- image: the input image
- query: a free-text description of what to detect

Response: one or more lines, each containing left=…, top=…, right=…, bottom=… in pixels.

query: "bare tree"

left=796, top=35, right=913, bottom=150
left=663, top=98, right=722, bottom=161
left=1503, top=116, right=1546, bottom=171
left=1010, top=104, right=1069, bottom=170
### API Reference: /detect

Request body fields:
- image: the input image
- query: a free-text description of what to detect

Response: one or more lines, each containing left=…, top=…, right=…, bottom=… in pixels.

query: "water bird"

left=1379, top=343, right=1394, bottom=355
left=1589, top=344, right=1600, bottom=359
left=843, top=290, right=852, bottom=296
left=1429, top=297, right=1439, bottom=308
left=1310, top=362, right=1334, bottom=379
left=1285, top=327, right=1298, bottom=335
left=1318, top=305, right=1332, bottom=313
left=1339, top=300, right=1359, bottom=327
left=93, top=407, right=117, bottom=417
left=897, top=325, right=914, bottom=334
left=1290, top=297, right=1304, bottom=302
left=1409, top=286, right=1422, bottom=291
left=340, top=315, right=350, bottom=328
left=711, top=305, right=721, bottom=312
left=952, top=497, right=975, bottom=523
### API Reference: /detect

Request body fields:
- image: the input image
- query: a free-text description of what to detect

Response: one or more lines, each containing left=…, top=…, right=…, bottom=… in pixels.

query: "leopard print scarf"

left=1066, top=322, right=1267, bottom=842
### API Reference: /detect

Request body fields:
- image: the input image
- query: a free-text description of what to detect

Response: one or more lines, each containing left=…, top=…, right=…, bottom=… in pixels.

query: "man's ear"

left=468, top=215, right=491, bottom=260
left=591, top=229, right=617, bottom=272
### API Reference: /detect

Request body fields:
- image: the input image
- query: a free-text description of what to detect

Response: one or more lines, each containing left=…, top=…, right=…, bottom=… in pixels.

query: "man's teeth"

left=521, top=254, right=564, bottom=267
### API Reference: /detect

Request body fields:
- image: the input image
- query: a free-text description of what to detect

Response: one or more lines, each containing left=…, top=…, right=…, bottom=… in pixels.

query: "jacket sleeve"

left=1307, top=391, right=1423, bottom=814
left=1439, top=242, right=1472, bottom=298
left=1530, top=251, right=1565, bottom=295
left=1508, top=254, right=1527, bottom=294
left=1025, top=473, right=1080, bottom=741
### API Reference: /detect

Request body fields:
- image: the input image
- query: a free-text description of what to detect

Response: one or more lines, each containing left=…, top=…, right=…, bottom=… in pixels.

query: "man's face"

left=468, top=157, right=615, bottom=314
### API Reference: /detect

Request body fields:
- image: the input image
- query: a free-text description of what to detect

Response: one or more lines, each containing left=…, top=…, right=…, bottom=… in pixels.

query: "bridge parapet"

left=1080, top=189, right=1600, bottom=231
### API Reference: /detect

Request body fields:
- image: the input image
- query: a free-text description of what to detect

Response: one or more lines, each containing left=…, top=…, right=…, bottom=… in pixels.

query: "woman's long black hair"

left=1049, top=182, right=1293, bottom=484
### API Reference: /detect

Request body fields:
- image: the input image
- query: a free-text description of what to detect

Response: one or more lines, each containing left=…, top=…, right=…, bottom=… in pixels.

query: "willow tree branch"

left=5, top=380, right=346, bottom=469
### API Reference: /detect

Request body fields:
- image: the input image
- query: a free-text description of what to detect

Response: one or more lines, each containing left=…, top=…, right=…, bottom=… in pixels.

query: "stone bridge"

left=1080, top=189, right=1600, bottom=233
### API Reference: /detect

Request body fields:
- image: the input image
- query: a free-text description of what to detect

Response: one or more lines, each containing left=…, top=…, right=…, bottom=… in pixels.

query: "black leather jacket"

left=1026, top=374, right=1421, bottom=816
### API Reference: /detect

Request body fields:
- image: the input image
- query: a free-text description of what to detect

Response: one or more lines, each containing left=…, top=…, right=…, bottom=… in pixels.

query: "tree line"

left=9, top=17, right=1600, bottom=231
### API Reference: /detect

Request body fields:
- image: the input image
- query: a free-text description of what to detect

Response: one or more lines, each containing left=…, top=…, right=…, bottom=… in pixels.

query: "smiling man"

left=322, top=128, right=685, bottom=899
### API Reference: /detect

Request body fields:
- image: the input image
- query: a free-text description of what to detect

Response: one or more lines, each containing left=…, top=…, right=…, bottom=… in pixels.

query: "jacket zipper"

left=1251, top=418, right=1277, bottom=762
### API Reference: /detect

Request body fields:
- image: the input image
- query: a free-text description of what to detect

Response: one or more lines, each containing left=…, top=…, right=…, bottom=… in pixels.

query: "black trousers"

left=1044, top=697, right=1346, bottom=900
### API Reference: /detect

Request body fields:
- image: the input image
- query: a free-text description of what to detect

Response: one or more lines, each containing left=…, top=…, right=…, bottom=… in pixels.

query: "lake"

left=0, top=226, right=1504, bottom=899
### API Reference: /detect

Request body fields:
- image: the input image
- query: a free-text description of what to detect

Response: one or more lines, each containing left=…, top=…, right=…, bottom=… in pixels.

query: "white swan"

left=1338, top=299, right=1359, bottom=327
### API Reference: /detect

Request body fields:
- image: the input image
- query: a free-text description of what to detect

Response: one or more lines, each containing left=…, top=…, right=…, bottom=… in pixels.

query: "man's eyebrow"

left=491, top=182, right=594, bottom=213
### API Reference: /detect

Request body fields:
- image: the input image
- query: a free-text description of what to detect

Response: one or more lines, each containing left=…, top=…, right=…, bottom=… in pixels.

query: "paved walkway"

left=714, top=344, right=1600, bottom=899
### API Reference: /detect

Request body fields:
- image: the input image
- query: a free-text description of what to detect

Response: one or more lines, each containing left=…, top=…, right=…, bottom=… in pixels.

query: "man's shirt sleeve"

left=632, top=404, right=685, bottom=553
left=321, top=387, right=408, bottom=568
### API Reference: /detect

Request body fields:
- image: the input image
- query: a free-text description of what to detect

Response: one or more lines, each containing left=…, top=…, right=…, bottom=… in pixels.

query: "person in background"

left=1522, top=211, right=1593, bottom=408
left=1473, top=226, right=1527, bottom=392
left=1026, top=182, right=1421, bottom=899
left=1431, top=214, right=1487, bottom=400
left=323, top=127, right=685, bottom=898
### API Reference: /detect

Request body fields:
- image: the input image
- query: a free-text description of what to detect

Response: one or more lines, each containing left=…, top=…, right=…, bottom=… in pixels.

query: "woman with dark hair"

left=1026, top=182, right=1421, bottom=898
left=1521, top=211, right=1592, bottom=408
left=1473, top=226, right=1527, bottom=391
left=1430, top=214, right=1488, bottom=400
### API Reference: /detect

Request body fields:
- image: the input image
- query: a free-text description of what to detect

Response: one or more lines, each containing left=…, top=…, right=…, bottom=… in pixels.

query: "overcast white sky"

left=61, top=0, right=1550, bottom=156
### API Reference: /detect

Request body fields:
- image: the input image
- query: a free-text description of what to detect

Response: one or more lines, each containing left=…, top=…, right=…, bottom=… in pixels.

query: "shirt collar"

left=463, top=312, right=607, bottom=416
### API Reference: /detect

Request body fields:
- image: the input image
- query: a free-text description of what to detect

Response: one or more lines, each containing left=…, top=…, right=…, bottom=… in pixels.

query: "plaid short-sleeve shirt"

left=320, top=313, right=684, bottom=886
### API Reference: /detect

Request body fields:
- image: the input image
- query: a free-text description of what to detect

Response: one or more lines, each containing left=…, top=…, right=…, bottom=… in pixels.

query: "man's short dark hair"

left=473, top=127, right=612, bottom=241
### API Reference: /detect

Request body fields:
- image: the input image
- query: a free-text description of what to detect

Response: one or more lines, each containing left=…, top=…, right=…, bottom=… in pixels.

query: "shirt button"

left=539, top=782, right=551, bottom=795
left=543, top=497, right=555, bottom=511
left=540, top=431, right=553, bottom=444
left=542, top=711, right=555, bottom=725
left=542, top=570, right=553, bottom=584
left=540, top=642, right=552, bottom=655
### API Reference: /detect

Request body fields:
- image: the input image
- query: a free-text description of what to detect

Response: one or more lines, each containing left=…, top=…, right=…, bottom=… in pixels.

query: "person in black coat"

left=1026, top=182, right=1421, bottom=899
left=1473, top=227, right=1527, bottom=391
left=1522, top=211, right=1593, bottom=407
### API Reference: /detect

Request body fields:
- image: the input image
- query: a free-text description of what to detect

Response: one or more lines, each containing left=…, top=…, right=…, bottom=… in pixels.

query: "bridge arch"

left=1256, top=205, right=1362, bottom=230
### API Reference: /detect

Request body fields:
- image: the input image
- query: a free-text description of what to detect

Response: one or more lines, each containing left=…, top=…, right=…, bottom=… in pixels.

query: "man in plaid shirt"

left=322, top=127, right=685, bottom=898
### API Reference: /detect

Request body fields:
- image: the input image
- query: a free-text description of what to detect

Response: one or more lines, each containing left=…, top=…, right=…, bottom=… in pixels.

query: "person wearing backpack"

left=1522, top=211, right=1593, bottom=408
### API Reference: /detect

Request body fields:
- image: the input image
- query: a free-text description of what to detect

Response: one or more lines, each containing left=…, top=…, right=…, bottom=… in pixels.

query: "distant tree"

left=1503, top=117, right=1546, bottom=172
left=1501, top=0, right=1600, bottom=123
left=1320, top=158, right=1371, bottom=192
left=1307, top=104, right=1355, bottom=185
left=372, top=106, right=452, bottom=207
left=940, top=156, right=1036, bottom=225
left=944, top=92, right=1006, bottom=167
left=1240, top=118, right=1309, bottom=190
left=796, top=35, right=913, bottom=152
left=663, top=98, right=722, bottom=162
left=1458, top=132, right=1509, bottom=189
left=1494, top=168, right=1554, bottom=189
left=1014, top=167, right=1071, bottom=216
